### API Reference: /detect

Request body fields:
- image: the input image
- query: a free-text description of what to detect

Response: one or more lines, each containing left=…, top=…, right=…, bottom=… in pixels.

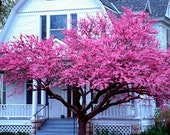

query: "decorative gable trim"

left=0, top=0, right=28, bottom=42
left=17, top=7, right=101, bottom=14
left=144, top=0, right=152, bottom=14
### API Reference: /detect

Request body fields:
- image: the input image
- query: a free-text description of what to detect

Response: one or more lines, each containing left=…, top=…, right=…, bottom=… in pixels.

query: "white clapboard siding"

left=20, top=0, right=102, bottom=13
left=9, top=14, right=40, bottom=40
left=154, top=23, right=168, bottom=50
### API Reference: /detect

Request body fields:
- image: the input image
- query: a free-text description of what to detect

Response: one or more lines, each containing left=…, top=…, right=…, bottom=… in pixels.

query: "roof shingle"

left=101, top=0, right=169, bottom=18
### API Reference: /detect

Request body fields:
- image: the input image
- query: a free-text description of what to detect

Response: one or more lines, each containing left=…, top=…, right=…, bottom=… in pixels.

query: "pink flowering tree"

left=0, top=8, right=170, bottom=135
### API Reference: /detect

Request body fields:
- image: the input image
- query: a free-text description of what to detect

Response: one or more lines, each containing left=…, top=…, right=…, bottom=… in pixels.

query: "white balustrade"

left=0, top=104, right=47, bottom=119
left=96, top=104, right=134, bottom=118
left=0, top=104, right=32, bottom=118
left=95, top=104, right=155, bottom=119
left=140, top=104, right=155, bottom=118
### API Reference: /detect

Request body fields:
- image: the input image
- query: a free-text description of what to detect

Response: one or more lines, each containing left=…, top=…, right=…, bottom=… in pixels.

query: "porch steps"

left=36, top=118, right=78, bottom=135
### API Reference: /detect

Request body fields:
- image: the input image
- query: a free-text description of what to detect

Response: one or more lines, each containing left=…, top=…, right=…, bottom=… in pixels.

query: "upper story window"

left=50, top=15, right=67, bottom=39
left=41, top=16, right=47, bottom=39
left=166, top=5, right=170, bottom=18
left=41, top=13, right=77, bottom=40
left=167, top=29, right=170, bottom=49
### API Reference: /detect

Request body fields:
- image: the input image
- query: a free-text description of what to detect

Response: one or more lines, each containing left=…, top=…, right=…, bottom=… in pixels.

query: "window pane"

left=0, top=74, right=2, bottom=104
left=50, top=15, right=67, bottom=29
left=3, top=82, right=6, bottom=91
left=0, top=74, right=6, bottom=104
left=71, top=14, right=77, bottom=28
left=167, top=29, right=170, bottom=49
left=41, top=16, right=47, bottom=39
left=50, top=30, right=65, bottom=39
left=3, top=91, right=6, bottom=104
left=26, top=80, right=33, bottom=104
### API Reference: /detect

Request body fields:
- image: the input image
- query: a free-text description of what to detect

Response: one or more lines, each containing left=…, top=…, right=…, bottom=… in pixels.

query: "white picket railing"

left=0, top=104, right=154, bottom=119
left=96, top=104, right=135, bottom=118
left=0, top=104, right=32, bottom=118
left=95, top=104, right=155, bottom=119
left=140, top=104, right=155, bottom=118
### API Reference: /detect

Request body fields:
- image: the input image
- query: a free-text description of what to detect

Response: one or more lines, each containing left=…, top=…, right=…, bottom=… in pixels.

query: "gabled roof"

left=110, top=0, right=147, bottom=12
left=108, top=0, right=169, bottom=18
left=100, top=0, right=114, bottom=9
left=0, top=0, right=170, bottom=42
left=0, top=0, right=108, bottom=42
left=0, top=0, right=28, bottom=42
left=100, top=0, right=120, bottom=14
left=149, top=0, right=169, bottom=18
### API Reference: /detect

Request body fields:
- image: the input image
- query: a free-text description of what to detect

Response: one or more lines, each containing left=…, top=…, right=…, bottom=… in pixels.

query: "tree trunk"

left=78, top=119, right=87, bottom=135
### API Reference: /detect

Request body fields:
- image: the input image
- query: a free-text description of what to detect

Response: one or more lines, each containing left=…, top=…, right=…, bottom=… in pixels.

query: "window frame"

left=0, top=74, right=6, bottom=104
left=40, top=13, right=77, bottom=40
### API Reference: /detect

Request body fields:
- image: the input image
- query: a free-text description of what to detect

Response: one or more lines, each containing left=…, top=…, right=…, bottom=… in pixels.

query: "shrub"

left=0, top=132, right=15, bottom=135
left=140, top=125, right=168, bottom=135
left=140, top=108, right=170, bottom=135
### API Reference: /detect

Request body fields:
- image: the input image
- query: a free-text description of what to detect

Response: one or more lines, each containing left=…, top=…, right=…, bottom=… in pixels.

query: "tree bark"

left=78, top=118, right=87, bottom=135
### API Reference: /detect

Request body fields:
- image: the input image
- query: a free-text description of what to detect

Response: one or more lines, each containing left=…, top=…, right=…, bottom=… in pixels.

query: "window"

left=166, top=5, right=170, bottom=18
left=26, top=80, right=41, bottom=104
left=167, top=29, right=170, bottom=49
left=0, top=74, right=2, bottom=104
left=71, top=14, right=77, bottom=28
left=50, top=15, right=67, bottom=39
left=0, top=74, right=6, bottom=104
left=41, top=16, right=47, bottom=39
left=41, top=13, right=77, bottom=39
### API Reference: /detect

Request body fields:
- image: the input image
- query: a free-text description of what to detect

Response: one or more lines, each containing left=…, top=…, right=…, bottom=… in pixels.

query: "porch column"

left=134, top=99, right=141, bottom=118
left=31, top=80, right=38, bottom=135
left=32, top=80, right=38, bottom=117
left=41, top=90, right=46, bottom=118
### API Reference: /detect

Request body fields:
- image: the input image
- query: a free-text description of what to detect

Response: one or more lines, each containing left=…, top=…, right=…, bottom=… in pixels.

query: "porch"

left=0, top=104, right=48, bottom=134
left=92, top=103, right=155, bottom=135
left=95, top=103, right=155, bottom=119
left=0, top=102, right=155, bottom=119
left=0, top=103, right=155, bottom=134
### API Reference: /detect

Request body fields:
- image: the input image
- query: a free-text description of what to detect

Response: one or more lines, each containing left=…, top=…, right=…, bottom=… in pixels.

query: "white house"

left=0, top=0, right=169, bottom=135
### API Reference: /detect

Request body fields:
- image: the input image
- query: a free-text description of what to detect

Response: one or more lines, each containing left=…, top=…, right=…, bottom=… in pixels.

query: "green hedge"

left=140, top=108, right=170, bottom=135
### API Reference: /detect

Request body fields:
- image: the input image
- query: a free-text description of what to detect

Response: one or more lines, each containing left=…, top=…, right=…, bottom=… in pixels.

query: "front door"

left=48, top=86, right=67, bottom=118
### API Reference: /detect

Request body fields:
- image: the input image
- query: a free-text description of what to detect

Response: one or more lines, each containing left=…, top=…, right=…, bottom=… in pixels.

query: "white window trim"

left=41, top=13, right=78, bottom=39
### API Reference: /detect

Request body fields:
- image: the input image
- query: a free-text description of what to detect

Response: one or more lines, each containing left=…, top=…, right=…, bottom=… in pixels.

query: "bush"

left=0, top=132, right=15, bottom=135
left=140, top=125, right=168, bottom=135
left=140, top=108, right=170, bottom=135
left=16, top=132, right=29, bottom=135
left=96, top=129, right=109, bottom=135
left=154, top=108, right=170, bottom=128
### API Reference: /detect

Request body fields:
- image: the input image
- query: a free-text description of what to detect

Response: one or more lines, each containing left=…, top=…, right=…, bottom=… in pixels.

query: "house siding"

left=6, top=83, right=26, bottom=104
left=154, top=23, right=169, bottom=50
left=0, top=0, right=105, bottom=118
left=4, top=0, right=104, bottom=41
left=8, top=14, right=39, bottom=40
left=20, top=0, right=101, bottom=13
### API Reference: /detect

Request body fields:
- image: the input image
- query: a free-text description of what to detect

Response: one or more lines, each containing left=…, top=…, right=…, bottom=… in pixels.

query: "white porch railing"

left=140, top=104, right=155, bottom=118
left=95, top=104, right=155, bottom=119
left=96, top=104, right=135, bottom=118
left=0, top=104, right=45, bottom=118
left=0, top=104, right=32, bottom=118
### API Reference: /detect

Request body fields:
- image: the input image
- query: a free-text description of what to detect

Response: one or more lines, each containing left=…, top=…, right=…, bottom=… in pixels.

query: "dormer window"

left=40, top=13, right=77, bottom=40
left=166, top=5, right=170, bottom=18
